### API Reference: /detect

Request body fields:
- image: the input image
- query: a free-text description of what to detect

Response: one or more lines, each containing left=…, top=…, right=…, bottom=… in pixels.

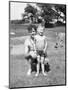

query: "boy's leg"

left=35, top=55, right=40, bottom=77
left=41, top=56, right=47, bottom=76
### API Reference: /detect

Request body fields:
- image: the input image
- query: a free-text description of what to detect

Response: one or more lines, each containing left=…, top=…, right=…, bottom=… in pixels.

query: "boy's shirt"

left=34, top=35, right=47, bottom=51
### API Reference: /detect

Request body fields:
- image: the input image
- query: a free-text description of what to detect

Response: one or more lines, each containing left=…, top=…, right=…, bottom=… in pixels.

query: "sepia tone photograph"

left=9, top=1, right=66, bottom=88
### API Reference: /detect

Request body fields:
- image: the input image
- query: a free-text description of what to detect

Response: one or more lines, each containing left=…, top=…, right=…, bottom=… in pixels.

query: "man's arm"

left=24, top=39, right=30, bottom=57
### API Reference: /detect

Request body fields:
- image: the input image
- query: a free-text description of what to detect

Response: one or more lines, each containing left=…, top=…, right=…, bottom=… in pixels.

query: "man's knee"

left=25, top=55, right=32, bottom=61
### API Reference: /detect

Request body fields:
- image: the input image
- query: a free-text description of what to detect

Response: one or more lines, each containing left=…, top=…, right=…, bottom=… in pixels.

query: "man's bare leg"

left=27, top=59, right=31, bottom=76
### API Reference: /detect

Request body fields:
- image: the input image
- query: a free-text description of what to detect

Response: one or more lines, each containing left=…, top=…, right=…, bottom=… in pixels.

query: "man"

left=24, top=24, right=37, bottom=76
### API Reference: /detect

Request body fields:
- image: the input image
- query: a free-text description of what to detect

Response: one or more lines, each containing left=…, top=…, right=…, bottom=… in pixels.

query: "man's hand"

left=29, top=51, right=37, bottom=58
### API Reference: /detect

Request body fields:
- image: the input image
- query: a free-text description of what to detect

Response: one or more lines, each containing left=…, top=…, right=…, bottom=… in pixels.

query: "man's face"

left=30, top=28, right=36, bottom=36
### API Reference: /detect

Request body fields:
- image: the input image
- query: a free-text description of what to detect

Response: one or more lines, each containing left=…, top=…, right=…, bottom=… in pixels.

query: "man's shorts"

left=25, top=55, right=38, bottom=64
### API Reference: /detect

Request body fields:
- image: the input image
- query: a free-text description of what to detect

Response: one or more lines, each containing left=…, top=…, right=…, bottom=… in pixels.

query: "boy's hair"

left=27, top=24, right=37, bottom=33
left=37, top=24, right=45, bottom=32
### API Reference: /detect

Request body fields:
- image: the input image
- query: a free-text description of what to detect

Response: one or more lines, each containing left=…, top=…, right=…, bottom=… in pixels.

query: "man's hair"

left=27, top=24, right=37, bottom=33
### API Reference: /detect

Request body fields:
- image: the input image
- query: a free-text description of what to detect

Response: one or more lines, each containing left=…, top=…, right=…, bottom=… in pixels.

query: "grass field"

left=9, top=25, right=66, bottom=88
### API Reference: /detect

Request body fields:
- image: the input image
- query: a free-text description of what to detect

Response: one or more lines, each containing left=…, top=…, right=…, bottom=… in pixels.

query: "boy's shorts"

left=37, top=50, right=47, bottom=58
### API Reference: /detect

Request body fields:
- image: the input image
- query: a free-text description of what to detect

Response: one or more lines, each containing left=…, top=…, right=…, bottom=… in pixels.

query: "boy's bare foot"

left=35, top=73, right=39, bottom=77
left=43, top=72, right=47, bottom=76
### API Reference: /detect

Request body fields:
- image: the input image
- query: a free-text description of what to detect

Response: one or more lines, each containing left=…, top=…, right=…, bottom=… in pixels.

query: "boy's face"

left=37, top=26, right=44, bottom=36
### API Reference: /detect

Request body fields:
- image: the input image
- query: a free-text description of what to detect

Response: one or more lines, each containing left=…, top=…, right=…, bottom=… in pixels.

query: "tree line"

left=11, top=3, right=66, bottom=27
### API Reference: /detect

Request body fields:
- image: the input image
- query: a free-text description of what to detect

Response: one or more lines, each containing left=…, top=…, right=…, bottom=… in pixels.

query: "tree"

left=37, top=3, right=66, bottom=24
left=37, top=4, right=57, bottom=23
left=25, top=4, right=37, bottom=15
left=24, top=4, right=38, bottom=23
left=55, top=5, right=66, bottom=22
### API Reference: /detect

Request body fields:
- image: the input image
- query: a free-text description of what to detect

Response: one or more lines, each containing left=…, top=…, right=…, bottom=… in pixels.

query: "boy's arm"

left=44, top=41, right=47, bottom=52
left=43, top=37, right=47, bottom=52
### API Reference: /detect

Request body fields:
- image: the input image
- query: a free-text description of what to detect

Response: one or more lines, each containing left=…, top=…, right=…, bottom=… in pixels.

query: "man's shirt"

left=24, top=37, right=36, bottom=54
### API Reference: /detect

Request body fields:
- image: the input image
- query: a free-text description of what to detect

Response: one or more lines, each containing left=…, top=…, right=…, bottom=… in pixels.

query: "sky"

left=10, top=2, right=40, bottom=20
left=10, top=2, right=27, bottom=20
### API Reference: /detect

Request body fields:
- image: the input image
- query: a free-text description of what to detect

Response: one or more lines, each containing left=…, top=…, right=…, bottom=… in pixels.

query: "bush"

left=45, top=23, right=55, bottom=28
left=55, top=21, right=65, bottom=26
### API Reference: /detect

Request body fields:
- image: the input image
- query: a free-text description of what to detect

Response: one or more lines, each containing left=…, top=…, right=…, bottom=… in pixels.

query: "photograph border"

left=9, top=1, right=66, bottom=89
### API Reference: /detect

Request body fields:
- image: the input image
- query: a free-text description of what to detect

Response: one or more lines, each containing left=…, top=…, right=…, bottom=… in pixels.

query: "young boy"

left=34, top=24, right=48, bottom=76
